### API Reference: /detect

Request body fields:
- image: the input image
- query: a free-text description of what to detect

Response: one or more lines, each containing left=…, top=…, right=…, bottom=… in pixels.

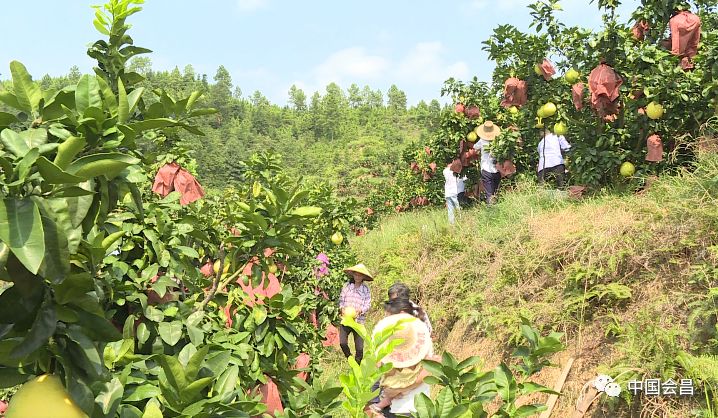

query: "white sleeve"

left=559, top=136, right=571, bottom=151
left=473, top=140, right=482, bottom=150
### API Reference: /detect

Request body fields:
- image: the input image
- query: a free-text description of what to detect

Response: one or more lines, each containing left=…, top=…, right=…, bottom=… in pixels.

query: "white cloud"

left=313, top=47, right=388, bottom=86
left=236, top=0, right=268, bottom=12
left=394, top=42, right=469, bottom=84
left=286, top=41, right=470, bottom=105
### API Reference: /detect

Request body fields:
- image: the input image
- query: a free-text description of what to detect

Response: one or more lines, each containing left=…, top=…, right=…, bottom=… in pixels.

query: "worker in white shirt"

left=472, top=121, right=502, bottom=205
left=443, top=161, right=462, bottom=224
left=537, top=129, right=571, bottom=188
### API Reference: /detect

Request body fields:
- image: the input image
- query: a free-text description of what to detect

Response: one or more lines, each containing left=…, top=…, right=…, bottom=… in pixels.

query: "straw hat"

left=477, top=120, right=502, bottom=141
left=343, top=263, right=374, bottom=281
left=373, top=313, right=432, bottom=368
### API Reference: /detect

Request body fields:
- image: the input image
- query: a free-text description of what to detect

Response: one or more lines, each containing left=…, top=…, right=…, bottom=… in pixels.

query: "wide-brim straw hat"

left=373, top=313, right=432, bottom=368
left=343, top=263, right=374, bottom=281
left=477, top=120, right=502, bottom=141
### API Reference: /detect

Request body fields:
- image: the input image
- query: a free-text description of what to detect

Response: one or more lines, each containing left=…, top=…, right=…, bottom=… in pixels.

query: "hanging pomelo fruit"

left=542, top=102, right=557, bottom=117
left=331, top=232, right=344, bottom=245
left=5, top=375, right=88, bottom=418
left=553, top=122, right=568, bottom=136
left=646, top=102, right=664, bottom=119
left=565, top=68, right=580, bottom=83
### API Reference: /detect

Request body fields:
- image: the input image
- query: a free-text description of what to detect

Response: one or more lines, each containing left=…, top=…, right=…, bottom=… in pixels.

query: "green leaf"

left=33, top=198, right=71, bottom=284
left=127, top=87, right=145, bottom=115
left=186, top=345, right=210, bottom=381
left=15, top=148, right=39, bottom=183
left=66, top=152, right=140, bottom=179
left=118, top=78, right=129, bottom=123
left=0, top=129, right=29, bottom=158
left=414, top=392, right=435, bottom=418
left=158, top=321, right=183, bottom=346
left=66, top=324, right=104, bottom=377
left=124, top=384, right=161, bottom=402
left=0, top=198, right=45, bottom=274
left=0, top=91, right=21, bottom=111
left=75, top=75, right=102, bottom=113
left=10, top=295, right=56, bottom=359
left=95, top=377, right=124, bottom=416
left=290, top=206, right=323, bottom=217
left=54, top=136, right=87, bottom=170
left=494, top=363, right=516, bottom=404
left=145, top=306, right=164, bottom=322
left=514, top=404, right=547, bottom=417
left=36, top=157, right=84, bottom=184
left=65, top=181, right=95, bottom=228
left=142, top=400, right=163, bottom=418
left=253, top=305, right=267, bottom=325
left=421, top=359, right=445, bottom=379
left=93, top=19, right=110, bottom=35
left=520, top=381, right=559, bottom=396
left=97, top=76, right=118, bottom=116
left=435, top=387, right=457, bottom=418
left=177, top=343, right=197, bottom=367
left=0, top=112, right=17, bottom=127
left=136, top=322, right=150, bottom=345
left=214, top=365, right=239, bottom=399
left=179, top=376, right=213, bottom=404
left=457, top=356, right=482, bottom=371
left=0, top=368, right=31, bottom=388
left=10, top=61, right=42, bottom=114
left=157, top=354, right=188, bottom=391
left=276, top=326, right=296, bottom=344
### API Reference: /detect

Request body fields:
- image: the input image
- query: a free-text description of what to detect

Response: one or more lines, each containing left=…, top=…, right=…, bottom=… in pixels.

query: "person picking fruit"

left=472, top=121, right=503, bottom=205
left=338, top=263, right=374, bottom=363
left=537, top=126, right=571, bottom=188
left=443, top=160, right=464, bottom=225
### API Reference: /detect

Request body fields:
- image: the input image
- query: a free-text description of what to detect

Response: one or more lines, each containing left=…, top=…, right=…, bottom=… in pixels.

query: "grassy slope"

left=346, top=153, right=718, bottom=417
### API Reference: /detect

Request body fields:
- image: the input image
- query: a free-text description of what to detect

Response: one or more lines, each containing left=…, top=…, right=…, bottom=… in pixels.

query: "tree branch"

left=195, top=246, right=225, bottom=312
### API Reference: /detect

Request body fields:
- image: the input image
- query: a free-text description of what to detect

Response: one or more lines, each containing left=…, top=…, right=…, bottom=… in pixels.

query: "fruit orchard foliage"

left=394, top=0, right=718, bottom=204
left=0, top=1, right=354, bottom=417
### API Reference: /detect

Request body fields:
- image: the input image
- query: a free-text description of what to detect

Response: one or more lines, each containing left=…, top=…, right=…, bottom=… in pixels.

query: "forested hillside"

left=5, top=60, right=441, bottom=201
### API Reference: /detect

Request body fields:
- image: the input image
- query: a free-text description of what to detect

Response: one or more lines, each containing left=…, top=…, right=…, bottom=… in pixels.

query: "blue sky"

left=0, top=0, right=639, bottom=105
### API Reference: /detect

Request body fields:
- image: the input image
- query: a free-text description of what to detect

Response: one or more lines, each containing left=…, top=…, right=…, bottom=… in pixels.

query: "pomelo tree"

left=0, top=1, right=354, bottom=416
left=392, top=0, right=717, bottom=206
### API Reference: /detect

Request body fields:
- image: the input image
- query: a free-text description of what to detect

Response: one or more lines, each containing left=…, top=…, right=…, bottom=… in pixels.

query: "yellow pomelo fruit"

left=343, top=306, right=357, bottom=318
left=620, top=162, right=636, bottom=177
left=6, top=374, right=88, bottom=418
left=331, top=232, right=344, bottom=245
left=467, top=131, right=478, bottom=141
left=553, top=122, right=568, bottom=136
left=565, top=68, right=580, bottom=83
left=646, top=102, right=664, bottom=120
left=543, top=102, right=557, bottom=117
